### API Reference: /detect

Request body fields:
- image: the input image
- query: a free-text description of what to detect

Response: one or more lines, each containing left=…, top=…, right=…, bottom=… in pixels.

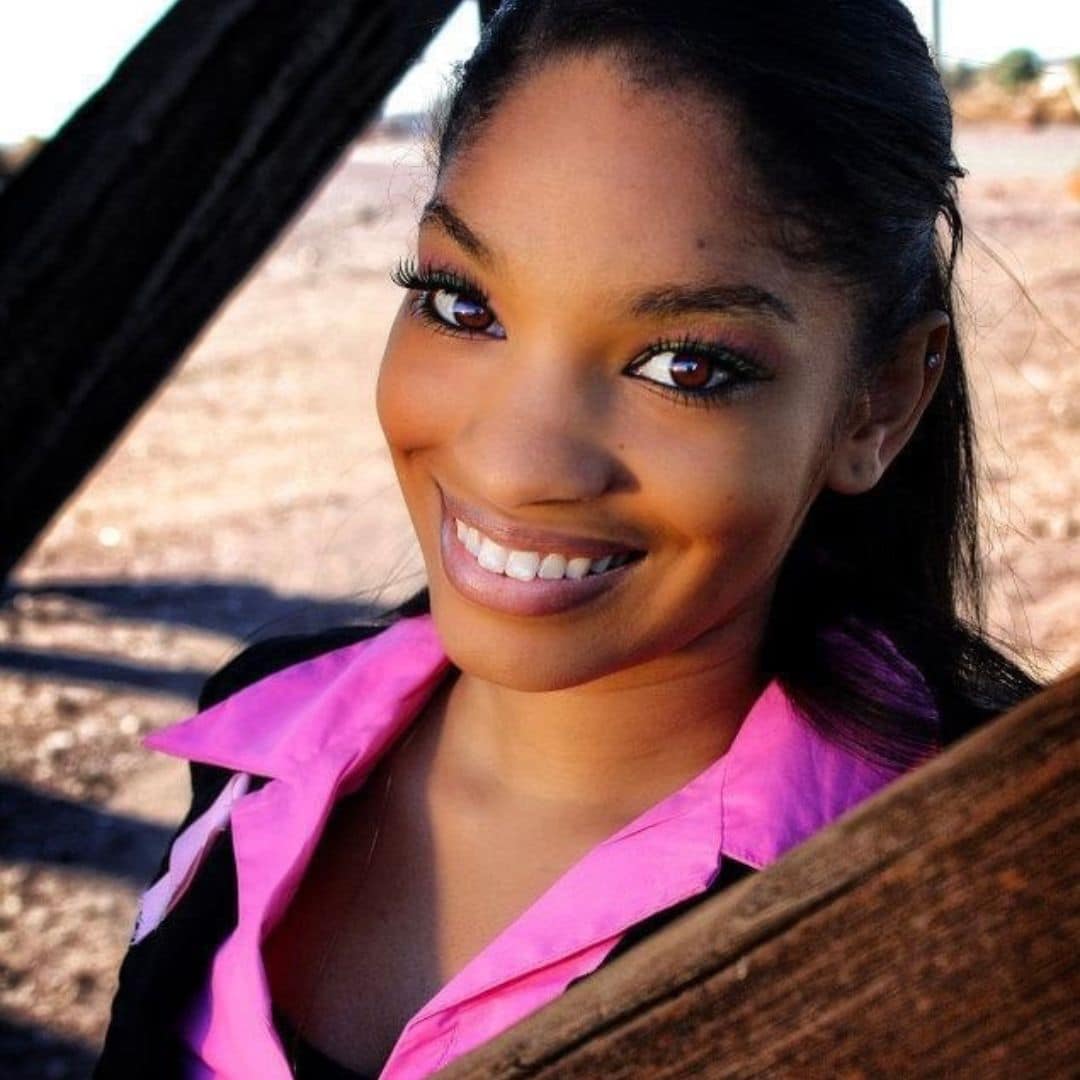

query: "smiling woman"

left=377, top=57, right=888, bottom=703
left=97, top=3, right=1042, bottom=1079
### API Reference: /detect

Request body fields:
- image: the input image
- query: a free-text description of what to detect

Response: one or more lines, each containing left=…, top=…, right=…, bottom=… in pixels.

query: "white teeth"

left=454, top=517, right=635, bottom=581
left=537, top=553, right=568, bottom=579
left=505, top=550, right=541, bottom=581
left=477, top=537, right=509, bottom=573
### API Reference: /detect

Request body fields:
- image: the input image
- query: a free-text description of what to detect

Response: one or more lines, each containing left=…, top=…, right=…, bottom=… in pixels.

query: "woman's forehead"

left=427, top=54, right=831, bottom=327
left=437, top=54, right=750, bottom=249
left=419, top=193, right=799, bottom=330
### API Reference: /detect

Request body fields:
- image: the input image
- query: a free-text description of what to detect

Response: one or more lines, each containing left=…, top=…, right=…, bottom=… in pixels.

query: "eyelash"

left=390, top=256, right=498, bottom=340
left=389, top=255, right=773, bottom=407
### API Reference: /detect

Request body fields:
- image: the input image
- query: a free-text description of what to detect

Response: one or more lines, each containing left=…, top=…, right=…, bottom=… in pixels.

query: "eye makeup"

left=391, top=256, right=502, bottom=339
left=389, top=255, right=776, bottom=408
left=623, top=333, right=774, bottom=409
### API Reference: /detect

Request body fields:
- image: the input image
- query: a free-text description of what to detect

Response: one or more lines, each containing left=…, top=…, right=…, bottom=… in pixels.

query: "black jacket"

left=94, top=606, right=754, bottom=1078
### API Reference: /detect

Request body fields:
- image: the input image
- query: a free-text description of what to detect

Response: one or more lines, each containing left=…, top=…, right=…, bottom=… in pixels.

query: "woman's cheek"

left=377, top=333, right=462, bottom=455
left=651, top=433, right=814, bottom=580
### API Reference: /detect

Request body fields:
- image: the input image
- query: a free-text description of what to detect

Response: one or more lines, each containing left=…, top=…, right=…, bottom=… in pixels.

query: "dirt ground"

left=1, top=122, right=1077, bottom=1077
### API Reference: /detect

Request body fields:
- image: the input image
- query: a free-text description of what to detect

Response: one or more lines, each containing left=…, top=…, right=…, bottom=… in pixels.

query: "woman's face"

left=377, top=52, right=860, bottom=692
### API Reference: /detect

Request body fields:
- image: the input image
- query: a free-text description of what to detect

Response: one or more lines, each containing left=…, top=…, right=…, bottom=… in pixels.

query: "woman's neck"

left=423, top=619, right=769, bottom=822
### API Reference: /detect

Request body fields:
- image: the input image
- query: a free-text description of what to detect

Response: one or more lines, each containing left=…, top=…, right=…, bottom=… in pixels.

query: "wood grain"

left=441, top=671, right=1080, bottom=1078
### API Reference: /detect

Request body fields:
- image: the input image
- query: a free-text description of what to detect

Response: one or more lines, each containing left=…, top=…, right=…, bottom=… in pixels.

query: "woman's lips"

left=437, top=510, right=645, bottom=617
left=439, top=486, right=642, bottom=560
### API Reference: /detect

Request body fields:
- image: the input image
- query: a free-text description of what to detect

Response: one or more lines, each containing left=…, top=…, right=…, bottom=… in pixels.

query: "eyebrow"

left=420, top=197, right=498, bottom=268
left=629, top=282, right=796, bottom=324
left=419, top=196, right=797, bottom=324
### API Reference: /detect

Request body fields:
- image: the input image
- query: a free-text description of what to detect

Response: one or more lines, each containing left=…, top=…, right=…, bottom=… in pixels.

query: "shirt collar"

left=146, top=612, right=907, bottom=869
left=144, top=614, right=452, bottom=779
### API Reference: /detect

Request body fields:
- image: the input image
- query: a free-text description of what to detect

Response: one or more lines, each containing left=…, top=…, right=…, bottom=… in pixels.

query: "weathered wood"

left=0, top=0, right=458, bottom=580
left=441, top=671, right=1080, bottom=1078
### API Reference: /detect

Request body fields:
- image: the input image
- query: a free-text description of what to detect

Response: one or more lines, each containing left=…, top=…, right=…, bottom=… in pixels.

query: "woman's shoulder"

left=143, top=592, right=441, bottom=791
left=166, top=622, right=398, bottom=813
left=198, top=591, right=433, bottom=711
left=196, top=622, right=390, bottom=711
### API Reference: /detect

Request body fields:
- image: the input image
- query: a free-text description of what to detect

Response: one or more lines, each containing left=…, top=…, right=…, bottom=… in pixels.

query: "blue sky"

left=1, top=0, right=1078, bottom=143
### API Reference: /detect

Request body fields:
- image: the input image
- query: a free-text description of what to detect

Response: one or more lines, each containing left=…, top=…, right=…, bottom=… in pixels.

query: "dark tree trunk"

left=0, top=0, right=458, bottom=580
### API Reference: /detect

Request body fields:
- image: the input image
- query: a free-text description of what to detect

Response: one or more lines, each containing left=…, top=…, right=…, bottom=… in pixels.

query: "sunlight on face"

left=377, top=52, right=859, bottom=692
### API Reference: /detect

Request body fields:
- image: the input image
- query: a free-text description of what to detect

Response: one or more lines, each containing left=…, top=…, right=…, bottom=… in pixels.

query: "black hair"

left=388, top=0, right=1041, bottom=768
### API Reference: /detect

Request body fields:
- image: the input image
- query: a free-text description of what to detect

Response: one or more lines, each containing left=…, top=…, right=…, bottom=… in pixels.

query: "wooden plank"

left=441, top=671, right=1080, bottom=1077
left=0, top=0, right=458, bottom=580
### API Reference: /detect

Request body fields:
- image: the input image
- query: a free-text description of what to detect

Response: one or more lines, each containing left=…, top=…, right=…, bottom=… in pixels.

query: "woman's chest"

left=265, top=869, right=447, bottom=1076
left=263, top=783, right=613, bottom=1076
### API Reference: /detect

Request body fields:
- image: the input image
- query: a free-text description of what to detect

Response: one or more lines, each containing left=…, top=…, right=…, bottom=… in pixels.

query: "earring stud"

left=926, top=352, right=942, bottom=369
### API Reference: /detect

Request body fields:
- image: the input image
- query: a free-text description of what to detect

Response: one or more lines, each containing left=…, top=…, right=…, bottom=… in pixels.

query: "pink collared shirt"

left=137, top=613, right=934, bottom=1079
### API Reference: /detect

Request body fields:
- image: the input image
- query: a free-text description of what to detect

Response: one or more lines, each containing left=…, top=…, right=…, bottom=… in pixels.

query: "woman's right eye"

left=428, top=288, right=505, bottom=336
left=390, top=258, right=506, bottom=340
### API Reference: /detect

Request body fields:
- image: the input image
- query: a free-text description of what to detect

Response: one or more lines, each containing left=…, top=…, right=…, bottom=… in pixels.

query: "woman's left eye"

left=629, top=349, right=731, bottom=392
left=626, top=341, right=767, bottom=401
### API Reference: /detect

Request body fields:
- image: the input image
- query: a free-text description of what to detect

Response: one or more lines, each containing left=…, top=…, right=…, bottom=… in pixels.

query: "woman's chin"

left=436, top=625, right=615, bottom=692
left=425, top=593, right=625, bottom=693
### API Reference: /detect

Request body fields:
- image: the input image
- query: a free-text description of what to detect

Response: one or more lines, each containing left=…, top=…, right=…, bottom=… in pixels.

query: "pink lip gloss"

left=438, top=512, right=643, bottom=617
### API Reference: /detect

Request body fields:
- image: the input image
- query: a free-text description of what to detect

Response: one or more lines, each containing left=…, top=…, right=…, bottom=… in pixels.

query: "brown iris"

left=669, top=354, right=714, bottom=389
left=449, top=295, right=495, bottom=332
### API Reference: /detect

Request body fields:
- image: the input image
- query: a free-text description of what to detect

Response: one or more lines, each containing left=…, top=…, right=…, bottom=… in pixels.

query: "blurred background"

left=0, top=2, right=1077, bottom=1075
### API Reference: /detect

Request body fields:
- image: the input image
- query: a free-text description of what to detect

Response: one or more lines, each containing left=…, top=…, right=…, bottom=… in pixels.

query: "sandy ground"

left=1, top=123, right=1077, bottom=1077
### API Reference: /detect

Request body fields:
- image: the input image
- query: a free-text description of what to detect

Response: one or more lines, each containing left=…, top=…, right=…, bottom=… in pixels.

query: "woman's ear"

left=826, top=312, right=950, bottom=495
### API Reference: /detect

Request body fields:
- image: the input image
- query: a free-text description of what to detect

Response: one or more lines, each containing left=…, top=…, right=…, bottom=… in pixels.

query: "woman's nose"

left=452, top=361, right=620, bottom=509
